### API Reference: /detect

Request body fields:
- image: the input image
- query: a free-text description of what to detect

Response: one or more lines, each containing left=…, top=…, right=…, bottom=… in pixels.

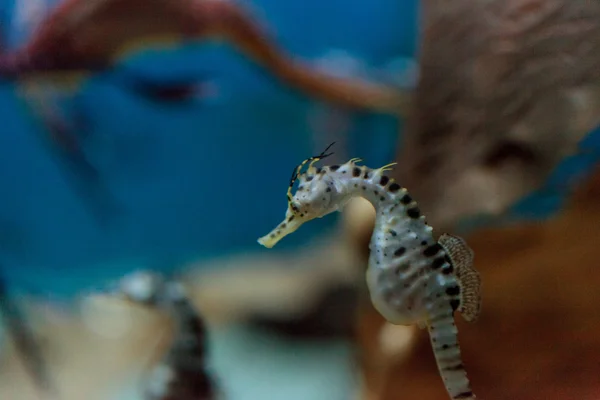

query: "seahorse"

left=257, top=144, right=482, bottom=400
left=116, top=271, right=217, bottom=400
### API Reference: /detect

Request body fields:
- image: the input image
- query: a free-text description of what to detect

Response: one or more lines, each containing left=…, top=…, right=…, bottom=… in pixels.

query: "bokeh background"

left=0, top=0, right=599, bottom=399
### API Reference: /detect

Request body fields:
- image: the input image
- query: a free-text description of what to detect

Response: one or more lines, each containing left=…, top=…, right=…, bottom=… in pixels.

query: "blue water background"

left=0, top=0, right=599, bottom=298
left=0, top=0, right=415, bottom=297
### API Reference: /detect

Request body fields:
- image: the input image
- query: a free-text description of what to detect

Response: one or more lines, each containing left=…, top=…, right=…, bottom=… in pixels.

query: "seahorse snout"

left=257, top=217, right=303, bottom=248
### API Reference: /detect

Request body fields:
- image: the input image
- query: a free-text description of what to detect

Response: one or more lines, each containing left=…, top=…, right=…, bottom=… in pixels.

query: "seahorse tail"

left=427, top=305, right=476, bottom=399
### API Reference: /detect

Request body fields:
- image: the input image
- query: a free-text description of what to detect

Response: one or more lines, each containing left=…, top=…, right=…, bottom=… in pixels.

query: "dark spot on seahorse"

left=297, top=185, right=304, bottom=191
left=446, top=286, right=460, bottom=296
left=454, top=391, right=474, bottom=399
left=450, top=299, right=460, bottom=311
left=404, top=283, right=410, bottom=288
left=380, top=196, right=385, bottom=201
left=400, top=194, right=412, bottom=204
left=306, top=175, right=314, bottom=182
left=421, top=240, right=427, bottom=246
left=362, top=186, right=366, bottom=190
left=442, top=265, right=454, bottom=274
left=330, top=165, right=340, bottom=171
left=352, top=167, right=361, bottom=177
left=316, top=167, right=322, bottom=174
left=326, top=187, right=331, bottom=192
left=379, top=175, right=390, bottom=186
left=280, top=223, right=287, bottom=229
left=407, top=207, right=421, bottom=219
left=354, top=184, right=358, bottom=188
left=300, top=213, right=305, bottom=217
left=363, top=171, right=370, bottom=179
left=388, top=183, right=401, bottom=192
left=389, top=229, right=397, bottom=236
left=374, top=190, right=379, bottom=195
left=442, top=344, right=449, bottom=350
left=432, top=256, right=446, bottom=269
left=270, top=234, right=276, bottom=238
left=423, top=243, right=442, bottom=257
left=287, top=215, right=295, bottom=222
left=394, top=247, right=406, bottom=256
left=443, top=362, right=464, bottom=372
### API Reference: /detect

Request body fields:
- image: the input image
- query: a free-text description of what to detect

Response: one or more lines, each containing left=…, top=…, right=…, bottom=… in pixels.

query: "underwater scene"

left=0, top=0, right=599, bottom=399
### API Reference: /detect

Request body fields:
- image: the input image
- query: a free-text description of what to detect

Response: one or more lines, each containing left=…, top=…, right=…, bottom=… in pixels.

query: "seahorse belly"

left=366, top=264, right=428, bottom=326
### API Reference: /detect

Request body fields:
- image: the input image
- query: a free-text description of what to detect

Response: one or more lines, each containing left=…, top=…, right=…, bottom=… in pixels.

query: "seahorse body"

left=258, top=155, right=481, bottom=400
left=117, top=272, right=217, bottom=400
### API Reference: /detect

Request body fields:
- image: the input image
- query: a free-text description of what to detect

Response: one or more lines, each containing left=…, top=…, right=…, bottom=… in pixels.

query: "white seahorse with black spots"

left=258, top=144, right=482, bottom=400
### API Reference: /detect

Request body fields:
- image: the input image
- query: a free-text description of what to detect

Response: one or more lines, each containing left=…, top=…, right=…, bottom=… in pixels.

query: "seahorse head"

left=258, top=144, right=344, bottom=248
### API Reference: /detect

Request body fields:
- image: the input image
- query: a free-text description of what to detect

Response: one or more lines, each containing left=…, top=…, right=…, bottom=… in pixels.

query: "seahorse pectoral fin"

left=257, top=215, right=304, bottom=248
left=439, top=234, right=482, bottom=323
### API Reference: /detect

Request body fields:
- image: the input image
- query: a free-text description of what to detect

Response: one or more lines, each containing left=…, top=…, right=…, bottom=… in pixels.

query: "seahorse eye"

left=290, top=201, right=301, bottom=214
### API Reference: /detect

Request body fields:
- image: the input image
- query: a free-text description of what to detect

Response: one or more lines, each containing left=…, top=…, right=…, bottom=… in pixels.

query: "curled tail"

left=427, top=304, right=476, bottom=400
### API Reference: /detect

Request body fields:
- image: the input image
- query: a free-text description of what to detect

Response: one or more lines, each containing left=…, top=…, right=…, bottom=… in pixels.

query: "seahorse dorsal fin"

left=439, top=233, right=482, bottom=323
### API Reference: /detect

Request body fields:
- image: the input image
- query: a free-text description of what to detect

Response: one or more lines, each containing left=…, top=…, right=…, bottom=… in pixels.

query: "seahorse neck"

left=342, top=177, right=396, bottom=214
left=335, top=170, right=437, bottom=264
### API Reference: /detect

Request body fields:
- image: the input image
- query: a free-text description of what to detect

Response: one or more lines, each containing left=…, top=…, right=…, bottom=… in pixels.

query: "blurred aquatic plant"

left=0, top=0, right=409, bottom=229
left=394, top=0, right=600, bottom=231
left=0, top=0, right=406, bottom=111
